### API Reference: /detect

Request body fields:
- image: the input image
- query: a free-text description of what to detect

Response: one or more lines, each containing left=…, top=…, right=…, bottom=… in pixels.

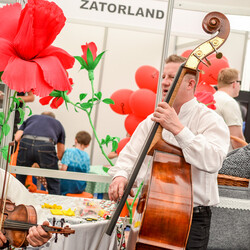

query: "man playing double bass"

left=108, top=55, right=230, bottom=249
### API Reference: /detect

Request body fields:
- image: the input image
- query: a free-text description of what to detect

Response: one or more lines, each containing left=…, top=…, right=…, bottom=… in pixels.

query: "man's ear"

left=188, top=78, right=196, bottom=89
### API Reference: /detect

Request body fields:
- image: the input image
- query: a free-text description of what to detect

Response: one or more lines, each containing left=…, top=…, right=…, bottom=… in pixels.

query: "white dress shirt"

left=108, top=98, right=230, bottom=207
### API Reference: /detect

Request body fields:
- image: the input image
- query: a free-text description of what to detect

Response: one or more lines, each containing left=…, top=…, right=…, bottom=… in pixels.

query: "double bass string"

left=105, top=64, right=185, bottom=237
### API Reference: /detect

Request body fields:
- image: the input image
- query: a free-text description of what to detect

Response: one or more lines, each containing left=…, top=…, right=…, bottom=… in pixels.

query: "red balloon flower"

left=196, top=81, right=216, bottom=94
left=181, top=49, right=192, bottom=58
left=116, top=137, right=131, bottom=155
left=199, top=54, right=229, bottom=85
left=195, top=91, right=216, bottom=110
left=0, top=0, right=75, bottom=97
left=110, top=89, right=133, bottom=115
left=124, top=114, right=144, bottom=136
left=135, top=65, right=159, bottom=93
left=39, top=78, right=74, bottom=109
left=129, top=89, right=156, bottom=119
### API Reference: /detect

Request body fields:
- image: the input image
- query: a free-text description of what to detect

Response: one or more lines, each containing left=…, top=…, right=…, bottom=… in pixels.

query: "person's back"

left=21, top=114, right=65, bottom=144
left=60, top=131, right=91, bottom=195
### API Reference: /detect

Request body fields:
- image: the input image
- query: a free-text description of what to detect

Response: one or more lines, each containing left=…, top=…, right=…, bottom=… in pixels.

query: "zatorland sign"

left=53, top=0, right=168, bottom=31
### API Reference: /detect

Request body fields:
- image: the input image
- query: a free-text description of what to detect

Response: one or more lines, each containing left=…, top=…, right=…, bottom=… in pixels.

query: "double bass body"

left=127, top=140, right=193, bottom=250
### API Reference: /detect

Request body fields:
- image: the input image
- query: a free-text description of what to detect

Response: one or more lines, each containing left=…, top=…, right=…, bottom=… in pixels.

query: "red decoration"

left=196, top=81, right=216, bottom=94
left=110, top=89, right=133, bottom=115
left=0, top=0, right=75, bottom=97
left=181, top=49, right=192, bottom=58
left=116, top=137, right=131, bottom=155
left=129, top=89, right=156, bottom=119
left=199, top=54, right=229, bottom=85
left=195, top=91, right=216, bottom=110
left=81, top=42, right=97, bottom=64
left=39, top=78, right=74, bottom=109
left=124, top=114, right=144, bottom=136
left=135, top=66, right=159, bottom=93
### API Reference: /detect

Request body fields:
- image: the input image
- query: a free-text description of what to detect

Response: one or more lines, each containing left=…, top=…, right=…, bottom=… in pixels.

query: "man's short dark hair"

left=75, top=131, right=91, bottom=146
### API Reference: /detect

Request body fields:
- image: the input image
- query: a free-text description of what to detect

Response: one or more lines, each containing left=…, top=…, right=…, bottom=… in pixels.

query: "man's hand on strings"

left=152, top=102, right=184, bottom=135
left=27, top=221, right=52, bottom=247
left=109, top=176, right=134, bottom=202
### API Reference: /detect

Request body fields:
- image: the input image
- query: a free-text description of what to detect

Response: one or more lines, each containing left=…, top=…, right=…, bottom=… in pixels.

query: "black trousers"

left=186, top=206, right=212, bottom=250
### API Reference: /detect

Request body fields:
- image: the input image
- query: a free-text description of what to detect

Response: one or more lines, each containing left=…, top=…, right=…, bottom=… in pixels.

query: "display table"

left=85, top=166, right=110, bottom=198
left=29, top=193, right=125, bottom=250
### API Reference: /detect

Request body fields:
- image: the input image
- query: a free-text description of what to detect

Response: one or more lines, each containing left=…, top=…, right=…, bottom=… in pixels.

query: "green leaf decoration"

left=2, top=124, right=10, bottom=136
left=18, top=107, right=25, bottom=125
left=49, top=90, right=62, bottom=98
left=86, top=48, right=94, bottom=69
left=105, top=135, right=111, bottom=142
left=102, top=98, right=115, bottom=105
left=0, top=71, right=3, bottom=81
left=13, top=97, right=20, bottom=107
left=102, top=166, right=109, bottom=173
left=74, top=106, right=79, bottom=112
left=0, top=145, right=9, bottom=161
left=101, top=139, right=106, bottom=145
left=25, top=106, right=32, bottom=116
left=114, top=136, right=121, bottom=143
left=88, top=98, right=98, bottom=103
left=80, top=102, right=93, bottom=109
left=95, top=92, right=102, bottom=100
left=79, top=93, right=88, bottom=101
left=75, top=56, right=85, bottom=66
left=93, top=51, right=105, bottom=69
left=64, top=100, right=69, bottom=110
left=0, top=112, right=4, bottom=125
left=112, top=140, right=118, bottom=152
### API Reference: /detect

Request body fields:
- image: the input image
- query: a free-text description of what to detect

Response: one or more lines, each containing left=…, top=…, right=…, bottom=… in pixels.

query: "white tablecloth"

left=27, top=193, right=122, bottom=250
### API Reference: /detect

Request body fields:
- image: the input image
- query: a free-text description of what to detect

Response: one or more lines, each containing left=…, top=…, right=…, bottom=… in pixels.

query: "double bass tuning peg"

left=209, top=41, right=223, bottom=59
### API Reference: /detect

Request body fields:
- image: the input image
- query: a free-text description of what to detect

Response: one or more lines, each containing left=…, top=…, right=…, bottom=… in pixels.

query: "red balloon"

left=124, top=114, right=144, bottom=136
left=116, top=137, right=131, bottom=155
left=196, top=81, right=216, bottom=94
left=110, top=89, right=133, bottom=115
left=129, top=89, right=156, bottom=119
left=199, top=54, right=229, bottom=85
left=135, top=66, right=159, bottom=93
left=181, top=49, right=192, bottom=58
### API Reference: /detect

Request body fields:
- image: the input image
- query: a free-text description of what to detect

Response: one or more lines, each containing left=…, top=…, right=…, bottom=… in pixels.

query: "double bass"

left=106, top=11, right=230, bottom=250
